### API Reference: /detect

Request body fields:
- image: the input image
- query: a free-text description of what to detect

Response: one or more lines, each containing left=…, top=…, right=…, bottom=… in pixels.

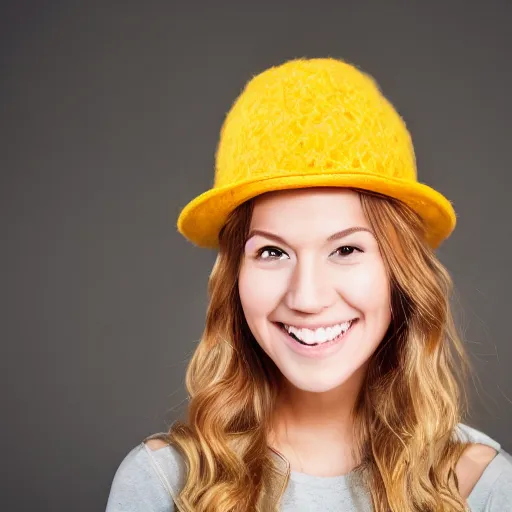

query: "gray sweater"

left=106, top=423, right=512, bottom=511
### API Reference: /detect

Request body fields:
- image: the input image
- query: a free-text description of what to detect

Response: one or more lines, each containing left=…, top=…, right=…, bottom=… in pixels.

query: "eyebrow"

left=246, top=227, right=374, bottom=246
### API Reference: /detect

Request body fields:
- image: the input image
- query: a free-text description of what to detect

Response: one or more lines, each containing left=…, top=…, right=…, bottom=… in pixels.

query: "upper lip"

left=277, top=319, right=357, bottom=330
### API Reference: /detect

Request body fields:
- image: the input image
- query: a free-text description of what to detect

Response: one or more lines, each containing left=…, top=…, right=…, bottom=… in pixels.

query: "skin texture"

left=238, top=188, right=392, bottom=475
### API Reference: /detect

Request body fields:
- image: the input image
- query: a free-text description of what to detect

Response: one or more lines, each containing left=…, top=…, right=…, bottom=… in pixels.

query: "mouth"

left=276, top=319, right=358, bottom=347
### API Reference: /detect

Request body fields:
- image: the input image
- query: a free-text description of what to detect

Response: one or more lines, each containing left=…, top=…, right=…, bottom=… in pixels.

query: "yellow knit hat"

left=177, top=57, right=456, bottom=249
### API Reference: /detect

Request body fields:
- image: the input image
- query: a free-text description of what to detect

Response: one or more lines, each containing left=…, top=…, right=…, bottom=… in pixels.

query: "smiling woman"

left=105, top=58, right=512, bottom=511
left=238, top=189, right=391, bottom=389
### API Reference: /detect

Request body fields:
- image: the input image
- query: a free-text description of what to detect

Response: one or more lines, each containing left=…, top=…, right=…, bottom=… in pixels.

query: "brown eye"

left=332, top=246, right=362, bottom=257
left=255, top=246, right=288, bottom=261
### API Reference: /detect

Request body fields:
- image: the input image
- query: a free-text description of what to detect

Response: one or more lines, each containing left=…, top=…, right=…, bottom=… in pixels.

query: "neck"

left=271, top=366, right=367, bottom=447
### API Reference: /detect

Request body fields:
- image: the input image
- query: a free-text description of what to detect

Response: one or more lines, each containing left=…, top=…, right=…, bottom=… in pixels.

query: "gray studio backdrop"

left=2, top=1, right=511, bottom=510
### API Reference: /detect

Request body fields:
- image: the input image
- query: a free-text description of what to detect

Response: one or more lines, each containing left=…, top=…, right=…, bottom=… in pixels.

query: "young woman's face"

left=238, top=188, right=391, bottom=393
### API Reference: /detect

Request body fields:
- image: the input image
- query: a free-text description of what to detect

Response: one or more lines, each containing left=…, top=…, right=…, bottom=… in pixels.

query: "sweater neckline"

left=289, top=468, right=355, bottom=485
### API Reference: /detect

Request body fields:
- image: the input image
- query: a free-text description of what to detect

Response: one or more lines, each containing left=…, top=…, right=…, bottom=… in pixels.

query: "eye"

left=255, top=246, right=289, bottom=261
left=331, top=245, right=362, bottom=258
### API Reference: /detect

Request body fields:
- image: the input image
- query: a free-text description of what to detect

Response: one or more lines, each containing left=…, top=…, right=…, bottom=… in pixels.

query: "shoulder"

left=454, top=423, right=512, bottom=510
left=146, top=439, right=171, bottom=451
left=455, top=442, right=499, bottom=499
left=106, top=435, right=184, bottom=512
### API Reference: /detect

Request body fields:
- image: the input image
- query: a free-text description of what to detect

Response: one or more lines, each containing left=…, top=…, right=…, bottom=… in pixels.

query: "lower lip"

left=275, top=320, right=358, bottom=359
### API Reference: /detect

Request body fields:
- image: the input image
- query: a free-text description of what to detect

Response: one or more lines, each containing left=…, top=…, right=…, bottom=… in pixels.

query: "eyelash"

left=254, top=245, right=363, bottom=261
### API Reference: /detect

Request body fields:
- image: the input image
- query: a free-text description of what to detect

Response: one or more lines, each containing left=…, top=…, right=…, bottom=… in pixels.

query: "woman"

left=106, top=58, right=512, bottom=511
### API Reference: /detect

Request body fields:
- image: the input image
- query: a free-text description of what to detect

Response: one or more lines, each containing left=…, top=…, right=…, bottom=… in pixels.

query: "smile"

left=278, top=319, right=357, bottom=346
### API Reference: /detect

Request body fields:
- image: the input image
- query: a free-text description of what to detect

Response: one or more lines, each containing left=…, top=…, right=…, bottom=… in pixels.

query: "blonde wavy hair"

left=166, top=189, right=474, bottom=511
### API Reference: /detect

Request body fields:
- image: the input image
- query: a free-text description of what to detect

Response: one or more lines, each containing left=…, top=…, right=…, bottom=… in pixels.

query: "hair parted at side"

left=164, top=189, right=474, bottom=512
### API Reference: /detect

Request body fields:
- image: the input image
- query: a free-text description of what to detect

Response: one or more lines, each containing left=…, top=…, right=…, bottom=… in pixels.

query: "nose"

left=283, top=256, right=336, bottom=314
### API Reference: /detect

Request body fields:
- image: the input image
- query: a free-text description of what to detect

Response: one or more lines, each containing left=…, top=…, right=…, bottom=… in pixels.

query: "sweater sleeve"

left=466, top=450, right=512, bottom=511
left=105, top=443, right=175, bottom=512
left=483, top=453, right=512, bottom=511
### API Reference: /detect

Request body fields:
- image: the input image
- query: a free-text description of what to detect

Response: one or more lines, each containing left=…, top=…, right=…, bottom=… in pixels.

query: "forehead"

left=249, top=188, right=369, bottom=240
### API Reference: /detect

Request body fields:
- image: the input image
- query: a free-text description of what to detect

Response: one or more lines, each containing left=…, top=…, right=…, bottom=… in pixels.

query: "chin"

left=283, top=371, right=353, bottom=394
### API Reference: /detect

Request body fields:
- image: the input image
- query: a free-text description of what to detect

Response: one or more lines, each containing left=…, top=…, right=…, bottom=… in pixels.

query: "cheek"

left=238, top=264, right=287, bottom=319
left=338, top=262, right=390, bottom=312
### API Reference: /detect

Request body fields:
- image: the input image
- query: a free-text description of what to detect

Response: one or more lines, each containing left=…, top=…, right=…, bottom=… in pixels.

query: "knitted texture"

left=215, top=59, right=415, bottom=186
left=177, top=57, right=456, bottom=249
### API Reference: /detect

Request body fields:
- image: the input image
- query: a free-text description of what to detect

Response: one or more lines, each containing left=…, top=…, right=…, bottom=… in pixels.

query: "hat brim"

left=176, top=172, right=456, bottom=249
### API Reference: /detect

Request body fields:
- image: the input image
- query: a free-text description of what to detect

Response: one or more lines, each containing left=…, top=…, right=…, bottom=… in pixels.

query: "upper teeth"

left=283, top=321, right=353, bottom=344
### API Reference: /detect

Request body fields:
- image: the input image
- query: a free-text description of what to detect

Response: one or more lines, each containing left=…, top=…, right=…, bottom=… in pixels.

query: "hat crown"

left=214, top=58, right=417, bottom=188
left=176, top=57, right=456, bottom=250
